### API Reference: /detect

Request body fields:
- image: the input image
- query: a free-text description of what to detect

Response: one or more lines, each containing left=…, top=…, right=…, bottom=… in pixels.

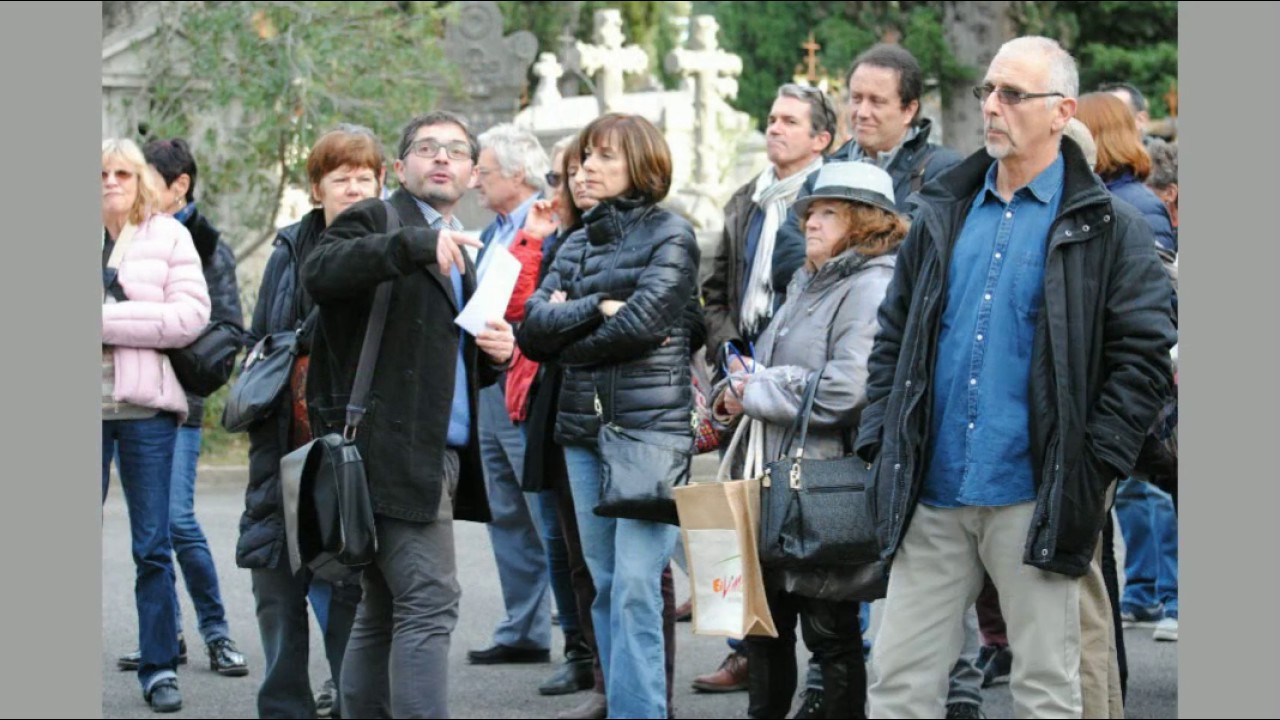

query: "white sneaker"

left=1153, top=616, right=1178, bottom=642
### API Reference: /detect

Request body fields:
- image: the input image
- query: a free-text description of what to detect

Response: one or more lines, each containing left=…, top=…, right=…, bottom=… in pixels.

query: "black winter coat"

left=855, top=138, right=1177, bottom=578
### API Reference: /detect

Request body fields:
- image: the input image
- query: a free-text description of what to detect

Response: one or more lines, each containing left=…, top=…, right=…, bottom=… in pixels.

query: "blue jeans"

left=308, top=579, right=333, bottom=633
left=1116, top=477, right=1178, bottom=618
left=536, top=489, right=582, bottom=638
left=103, top=414, right=182, bottom=692
left=169, top=426, right=230, bottom=645
left=564, top=444, right=679, bottom=719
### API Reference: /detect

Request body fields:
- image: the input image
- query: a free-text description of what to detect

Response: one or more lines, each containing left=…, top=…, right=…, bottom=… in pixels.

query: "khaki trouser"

left=1080, top=484, right=1124, bottom=718
left=868, top=502, right=1083, bottom=719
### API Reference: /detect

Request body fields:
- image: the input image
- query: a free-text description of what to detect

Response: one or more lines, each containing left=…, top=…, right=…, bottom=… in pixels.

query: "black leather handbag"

left=220, top=325, right=306, bottom=433
left=595, top=422, right=694, bottom=526
left=167, top=321, right=244, bottom=398
left=759, top=369, right=879, bottom=567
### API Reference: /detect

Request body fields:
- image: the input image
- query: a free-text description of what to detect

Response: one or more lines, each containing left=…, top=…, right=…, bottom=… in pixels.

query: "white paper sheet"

left=454, top=243, right=521, bottom=337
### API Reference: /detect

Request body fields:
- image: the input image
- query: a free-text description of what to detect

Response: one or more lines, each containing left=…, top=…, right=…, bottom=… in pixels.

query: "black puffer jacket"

left=235, top=209, right=322, bottom=570
left=182, top=209, right=245, bottom=428
left=519, top=197, right=702, bottom=446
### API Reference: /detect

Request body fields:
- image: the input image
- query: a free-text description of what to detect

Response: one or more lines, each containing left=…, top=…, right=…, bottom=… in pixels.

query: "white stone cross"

left=575, top=9, right=650, bottom=114
left=532, top=52, right=563, bottom=107
left=665, top=15, right=743, bottom=187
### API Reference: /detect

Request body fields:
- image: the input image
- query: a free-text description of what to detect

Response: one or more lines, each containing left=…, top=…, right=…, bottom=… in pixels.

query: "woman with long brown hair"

left=1076, top=92, right=1176, bottom=254
left=519, top=114, right=702, bottom=719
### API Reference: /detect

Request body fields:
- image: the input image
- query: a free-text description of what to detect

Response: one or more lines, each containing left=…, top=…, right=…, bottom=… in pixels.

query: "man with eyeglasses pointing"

left=302, top=110, right=515, bottom=718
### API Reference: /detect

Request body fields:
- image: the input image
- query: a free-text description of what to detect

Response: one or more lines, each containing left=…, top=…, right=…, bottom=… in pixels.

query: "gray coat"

left=725, top=247, right=894, bottom=601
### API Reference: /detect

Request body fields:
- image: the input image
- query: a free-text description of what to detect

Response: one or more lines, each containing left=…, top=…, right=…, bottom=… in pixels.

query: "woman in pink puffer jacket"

left=101, top=137, right=210, bottom=713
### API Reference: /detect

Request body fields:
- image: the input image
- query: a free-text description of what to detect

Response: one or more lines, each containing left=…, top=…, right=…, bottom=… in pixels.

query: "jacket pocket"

left=312, top=393, right=362, bottom=434
left=1050, top=441, right=1110, bottom=566
left=622, top=365, right=681, bottom=387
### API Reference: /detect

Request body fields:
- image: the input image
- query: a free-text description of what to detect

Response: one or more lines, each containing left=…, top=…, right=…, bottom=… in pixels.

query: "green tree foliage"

left=137, top=1, right=456, bottom=259
left=1065, top=1, right=1178, bottom=115
left=688, top=1, right=1175, bottom=130
left=692, top=2, right=968, bottom=131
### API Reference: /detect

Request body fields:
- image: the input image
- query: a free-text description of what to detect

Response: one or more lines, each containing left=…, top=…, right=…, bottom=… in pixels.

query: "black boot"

left=746, top=637, right=798, bottom=719
left=801, top=599, right=867, bottom=720
left=817, top=655, right=867, bottom=719
left=540, top=632, right=596, bottom=696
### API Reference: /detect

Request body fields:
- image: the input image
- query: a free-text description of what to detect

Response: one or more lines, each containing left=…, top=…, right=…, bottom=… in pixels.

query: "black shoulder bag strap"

left=344, top=200, right=403, bottom=439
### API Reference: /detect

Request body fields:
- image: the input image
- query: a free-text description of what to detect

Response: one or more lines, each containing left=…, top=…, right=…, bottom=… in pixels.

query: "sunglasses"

left=973, top=84, right=1065, bottom=106
left=545, top=171, right=563, bottom=188
left=102, top=169, right=136, bottom=182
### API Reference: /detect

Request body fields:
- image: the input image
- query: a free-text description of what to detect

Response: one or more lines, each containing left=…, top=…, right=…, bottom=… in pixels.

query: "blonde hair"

left=102, top=138, right=163, bottom=226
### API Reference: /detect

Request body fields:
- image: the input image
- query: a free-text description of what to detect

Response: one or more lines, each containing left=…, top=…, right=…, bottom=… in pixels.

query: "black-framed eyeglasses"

left=404, top=138, right=472, bottom=161
left=545, top=171, right=563, bottom=188
left=973, top=84, right=1065, bottom=106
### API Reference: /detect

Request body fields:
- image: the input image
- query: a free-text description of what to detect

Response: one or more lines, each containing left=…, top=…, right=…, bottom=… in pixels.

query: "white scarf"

left=741, top=156, right=824, bottom=337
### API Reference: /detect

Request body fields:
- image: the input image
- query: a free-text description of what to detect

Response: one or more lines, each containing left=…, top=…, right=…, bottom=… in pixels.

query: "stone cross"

left=532, top=52, right=563, bottom=107
left=665, top=15, right=743, bottom=187
left=575, top=9, right=650, bottom=113
left=440, top=1, right=537, bottom=133
left=796, top=32, right=823, bottom=83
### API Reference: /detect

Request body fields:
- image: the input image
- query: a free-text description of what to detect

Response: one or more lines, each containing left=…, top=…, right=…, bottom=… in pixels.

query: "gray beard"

left=984, top=141, right=1012, bottom=160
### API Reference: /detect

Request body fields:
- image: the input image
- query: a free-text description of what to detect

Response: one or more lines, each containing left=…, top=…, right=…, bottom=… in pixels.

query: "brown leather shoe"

left=690, top=650, right=748, bottom=693
left=556, top=690, right=607, bottom=719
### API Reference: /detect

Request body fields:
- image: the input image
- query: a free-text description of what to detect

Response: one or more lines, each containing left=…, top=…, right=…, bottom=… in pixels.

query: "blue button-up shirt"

left=921, top=154, right=1064, bottom=508
left=411, top=196, right=472, bottom=449
left=477, top=193, right=539, bottom=280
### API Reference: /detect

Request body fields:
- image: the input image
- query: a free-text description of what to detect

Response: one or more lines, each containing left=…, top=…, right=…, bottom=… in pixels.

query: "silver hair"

left=1146, top=139, right=1178, bottom=190
left=775, top=83, right=838, bottom=144
left=999, top=36, right=1080, bottom=107
left=478, top=123, right=551, bottom=195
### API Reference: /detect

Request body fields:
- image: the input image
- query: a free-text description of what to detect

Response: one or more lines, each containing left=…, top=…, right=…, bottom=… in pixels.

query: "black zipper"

left=596, top=205, right=653, bottom=426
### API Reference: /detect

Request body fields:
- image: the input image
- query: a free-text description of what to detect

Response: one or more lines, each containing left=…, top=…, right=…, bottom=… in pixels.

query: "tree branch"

left=234, top=130, right=292, bottom=264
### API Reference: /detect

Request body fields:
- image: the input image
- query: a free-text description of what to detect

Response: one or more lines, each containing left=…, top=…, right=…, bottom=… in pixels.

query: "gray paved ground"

left=102, top=463, right=1176, bottom=718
